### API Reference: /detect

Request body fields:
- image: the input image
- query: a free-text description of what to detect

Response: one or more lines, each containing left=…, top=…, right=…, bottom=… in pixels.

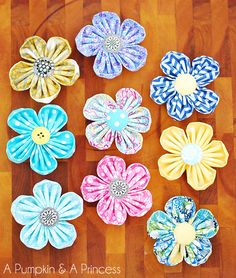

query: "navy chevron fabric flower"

left=150, top=51, right=220, bottom=121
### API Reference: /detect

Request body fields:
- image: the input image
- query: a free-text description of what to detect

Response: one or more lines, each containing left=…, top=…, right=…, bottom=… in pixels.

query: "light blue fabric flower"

left=75, top=11, right=147, bottom=79
left=147, top=196, right=219, bottom=266
left=150, top=51, right=220, bottom=121
left=6, top=105, right=75, bottom=175
left=11, top=179, right=83, bottom=250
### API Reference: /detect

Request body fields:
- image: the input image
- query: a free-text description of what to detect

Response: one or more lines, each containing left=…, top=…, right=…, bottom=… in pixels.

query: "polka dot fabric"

left=81, top=155, right=152, bottom=225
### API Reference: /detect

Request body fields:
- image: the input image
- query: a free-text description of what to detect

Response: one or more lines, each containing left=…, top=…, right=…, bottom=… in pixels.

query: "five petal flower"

left=75, top=11, right=147, bottom=79
left=81, top=155, right=152, bottom=225
left=150, top=51, right=220, bottom=121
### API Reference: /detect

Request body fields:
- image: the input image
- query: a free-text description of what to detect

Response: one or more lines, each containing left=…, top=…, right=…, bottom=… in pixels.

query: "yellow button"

left=31, top=126, right=50, bottom=145
left=174, top=73, right=197, bottom=95
left=173, top=222, right=196, bottom=245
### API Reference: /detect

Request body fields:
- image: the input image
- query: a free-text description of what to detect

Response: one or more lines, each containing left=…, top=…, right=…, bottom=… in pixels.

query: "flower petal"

left=164, top=196, right=196, bottom=223
left=192, top=209, right=219, bottom=238
left=118, top=45, right=147, bottom=71
left=93, top=49, right=122, bottom=79
left=7, top=108, right=41, bottom=134
left=160, top=126, right=188, bottom=154
left=45, top=37, right=71, bottom=64
left=126, top=163, right=150, bottom=191
left=184, top=238, right=212, bottom=266
left=85, top=121, right=115, bottom=150
left=46, top=131, right=75, bottom=159
left=191, top=56, right=220, bottom=86
left=150, top=76, right=176, bottom=104
left=6, top=134, right=35, bottom=163
left=38, top=105, right=67, bottom=134
left=115, top=129, right=143, bottom=154
left=81, top=175, right=109, bottom=202
left=20, top=36, right=46, bottom=62
left=48, top=221, right=77, bottom=249
left=202, top=140, right=229, bottom=168
left=186, top=122, right=213, bottom=149
left=97, top=196, right=127, bottom=225
left=158, top=154, right=186, bottom=181
left=120, top=19, right=145, bottom=45
left=11, top=196, right=42, bottom=225
left=75, top=25, right=104, bottom=57
left=116, top=88, right=142, bottom=113
left=83, top=94, right=117, bottom=121
left=9, top=61, right=34, bottom=91
left=20, top=220, right=49, bottom=250
left=92, top=11, right=120, bottom=35
left=53, top=59, right=80, bottom=86
left=127, top=107, right=151, bottom=133
left=57, top=193, right=83, bottom=221
left=97, top=155, right=126, bottom=183
left=161, top=51, right=191, bottom=78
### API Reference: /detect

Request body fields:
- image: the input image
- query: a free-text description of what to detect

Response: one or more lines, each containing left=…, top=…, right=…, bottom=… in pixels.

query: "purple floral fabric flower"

left=75, top=11, right=147, bottom=79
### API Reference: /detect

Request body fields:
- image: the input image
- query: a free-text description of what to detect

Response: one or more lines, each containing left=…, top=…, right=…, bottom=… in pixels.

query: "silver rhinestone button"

left=103, top=35, right=123, bottom=53
left=34, top=57, right=55, bottom=77
left=109, top=179, right=129, bottom=199
left=39, top=207, right=59, bottom=227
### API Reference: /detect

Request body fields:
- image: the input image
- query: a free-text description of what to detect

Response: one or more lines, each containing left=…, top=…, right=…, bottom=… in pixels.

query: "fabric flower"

left=9, top=36, right=80, bottom=103
left=11, top=179, right=83, bottom=250
left=81, top=155, right=152, bottom=225
left=75, top=11, right=147, bottom=79
left=6, top=105, right=76, bottom=175
left=158, top=122, right=228, bottom=190
left=147, top=196, right=219, bottom=266
left=150, top=51, right=220, bottom=121
left=83, top=88, right=151, bottom=154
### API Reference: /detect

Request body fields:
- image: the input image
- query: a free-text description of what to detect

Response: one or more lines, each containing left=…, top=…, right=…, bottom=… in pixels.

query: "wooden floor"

left=0, top=0, right=235, bottom=277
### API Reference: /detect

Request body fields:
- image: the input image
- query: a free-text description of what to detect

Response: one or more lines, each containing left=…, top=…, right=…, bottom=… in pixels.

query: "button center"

left=106, top=109, right=128, bottom=131
left=175, top=73, right=197, bottom=95
left=31, top=126, right=50, bottom=145
left=174, top=222, right=196, bottom=245
left=181, top=143, right=202, bottom=165
left=103, top=35, right=122, bottom=53
left=109, top=179, right=129, bottom=199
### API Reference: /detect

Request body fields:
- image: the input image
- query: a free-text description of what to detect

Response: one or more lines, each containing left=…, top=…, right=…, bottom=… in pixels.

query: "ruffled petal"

left=92, top=11, right=120, bottom=35
left=81, top=175, right=109, bottom=202
left=83, top=94, right=117, bottom=121
left=20, top=220, right=48, bottom=250
left=9, top=61, right=34, bottom=91
left=158, top=154, right=186, bottom=180
left=160, top=126, right=188, bottom=154
left=192, top=209, right=219, bottom=238
left=75, top=25, right=104, bottom=57
left=150, top=76, right=176, bottom=104
left=127, top=107, right=151, bottom=133
left=7, top=108, right=41, bottom=134
left=38, top=105, right=67, bottom=134
left=125, top=163, right=150, bottom=191
left=48, top=221, right=77, bottom=249
left=120, top=19, right=145, bottom=45
left=115, top=129, right=143, bottom=154
left=116, top=88, right=142, bottom=113
left=56, top=193, right=83, bottom=221
left=161, top=51, right=191, bottom=78
left=191, top=56, right=220, bottom=86
left=97, top=196, right=127, bottom=225
left=45, top=37, right=71, bottom=64
left=186, top=122, right=213, bottom=149
left=93, top=49, right=122, bottom=79
left=85, top=121, right=115, bottom=150
left=184, top=238, right=212, bottom=266
left=164, top=196, right=196, bottom=223
left=118, top=45, right=147, bottom=71
left=20, top=36, right=46, bottom=62
left=11, top=196, right=42, bottom=225
left=46, top=131, right=75, bottom=159
left=97, top=155, right=126, bottom=183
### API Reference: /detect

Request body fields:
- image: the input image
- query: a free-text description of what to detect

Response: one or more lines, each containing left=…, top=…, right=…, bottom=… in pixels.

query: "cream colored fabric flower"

left=9, top=36, right=80, bottom=103
left=158, top=122, right=229, bottom=190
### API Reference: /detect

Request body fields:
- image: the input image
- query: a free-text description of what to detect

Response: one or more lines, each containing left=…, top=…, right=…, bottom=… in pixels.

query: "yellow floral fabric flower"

left=9, top=36, right=80, bottom=103
left=158, top=122, right=229, bottom=190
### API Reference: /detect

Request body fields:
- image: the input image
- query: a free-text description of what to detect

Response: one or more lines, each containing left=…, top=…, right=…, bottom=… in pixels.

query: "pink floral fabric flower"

left=81, top=156, right=152, bottom=225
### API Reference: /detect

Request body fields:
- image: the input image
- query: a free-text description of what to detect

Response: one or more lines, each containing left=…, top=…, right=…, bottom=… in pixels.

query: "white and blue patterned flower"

left=150, top=51, right=220, bottom=121
left=6, top=105, right=75, bottom=175
left=147, top=196, right=219, bottom=266
left=11, top=180, right=83, bottom=250
left=75, top=11, right=147, bottom=79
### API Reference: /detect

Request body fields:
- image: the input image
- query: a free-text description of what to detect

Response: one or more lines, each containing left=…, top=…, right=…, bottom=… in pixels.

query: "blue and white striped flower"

left=150, top=51, right=220, bottom=121
left=6, top=105, right=75, bottom=175
left=11, top=180, right=83, bottom=250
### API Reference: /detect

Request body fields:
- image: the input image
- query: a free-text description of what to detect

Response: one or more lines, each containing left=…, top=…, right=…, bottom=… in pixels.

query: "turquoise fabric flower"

left=11, top=180, right=83, bottom=250
left=6, top=105, right=75, bottom=175
left=147, top=196, right=219, bottom=266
